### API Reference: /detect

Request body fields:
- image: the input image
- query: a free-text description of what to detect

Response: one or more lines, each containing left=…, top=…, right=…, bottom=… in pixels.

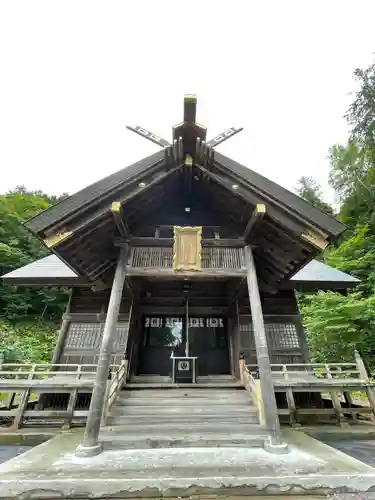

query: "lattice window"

left=266, top=323, right=300, bottom=349
left=65, top=322, right=129, bottom=350
left=239, top=320, right=300, bottom=350
left=65, top=323, right=103, bottom=349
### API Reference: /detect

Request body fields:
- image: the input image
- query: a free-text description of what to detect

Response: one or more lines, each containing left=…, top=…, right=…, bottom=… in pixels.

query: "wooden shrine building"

left=1, top=95, right=361, bottom=455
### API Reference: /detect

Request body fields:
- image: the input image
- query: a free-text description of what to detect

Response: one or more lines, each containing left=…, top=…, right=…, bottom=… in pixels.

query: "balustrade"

left=130, top=246, right=244, bottom=269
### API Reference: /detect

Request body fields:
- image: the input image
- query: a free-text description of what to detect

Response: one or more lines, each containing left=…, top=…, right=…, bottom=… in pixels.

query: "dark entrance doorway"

left=137, top=316, right=230, bottom=376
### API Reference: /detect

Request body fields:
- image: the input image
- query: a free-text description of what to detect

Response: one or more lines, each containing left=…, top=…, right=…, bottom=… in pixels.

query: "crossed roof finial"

left=126, top=95, right=243, bottom=154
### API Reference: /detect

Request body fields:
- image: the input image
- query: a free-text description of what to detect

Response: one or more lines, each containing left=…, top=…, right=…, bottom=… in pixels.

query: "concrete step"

left=130, top=376, right=172, bottom=383
left=130, top=375, right=236, bottom=383
left=110, top=405, right=257, bottom=416
left=118, top=388, right=246, bottom=398
left=99, top=431, right=267, bottom=450
left=107, top=414, right=260, bottom=426
left=114, top=397, right=252, bottom=406
left=125, top=382, right=242, bottom=389
left=102, top=421, right=264, bottom=434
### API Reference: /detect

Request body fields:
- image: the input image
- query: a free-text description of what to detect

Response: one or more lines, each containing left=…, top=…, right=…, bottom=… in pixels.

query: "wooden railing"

left=239, top=357, right=265, bottom=426
left=130, top=246, right=244, bottom=269
left=243, top=351, right=375, bottom=426
left=246, top=362, right=362, bottom=382
left=0, top=363, right=98, bottom=380
left=0, top=363, right=121, bottom=429
left=102, top=359, right=128, bottom=425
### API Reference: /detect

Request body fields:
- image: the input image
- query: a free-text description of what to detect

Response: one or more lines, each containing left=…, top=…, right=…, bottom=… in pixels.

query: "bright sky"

left=1, top=1, right=374, bottom=205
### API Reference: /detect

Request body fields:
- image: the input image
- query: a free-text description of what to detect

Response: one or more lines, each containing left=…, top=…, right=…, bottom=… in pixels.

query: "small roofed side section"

left=2, top=254, right=359, bottom=292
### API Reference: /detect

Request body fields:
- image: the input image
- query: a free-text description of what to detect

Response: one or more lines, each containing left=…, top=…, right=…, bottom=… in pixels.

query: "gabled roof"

left=25, top=148, right=344, bottom=239
left=290, top=259, right=360, bottom=289
left=1, top=254, right=359, bottom=290
left=291, top=259, right=359, bottom=283
left=21, top=96, right=346, bottom=291
left=1, top=254, right=85, bottom=285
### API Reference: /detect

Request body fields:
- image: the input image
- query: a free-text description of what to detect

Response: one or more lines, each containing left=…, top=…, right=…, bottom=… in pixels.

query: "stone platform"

left=1, top=429, right=375, bottom=498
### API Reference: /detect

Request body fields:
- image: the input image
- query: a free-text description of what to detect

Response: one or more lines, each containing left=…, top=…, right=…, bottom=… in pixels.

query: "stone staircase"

left=99, top=377, right=268, bottom=450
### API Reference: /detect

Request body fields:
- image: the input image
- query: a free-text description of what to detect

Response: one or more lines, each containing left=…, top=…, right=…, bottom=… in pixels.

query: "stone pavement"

left=1, top=429, right=375, bottom=498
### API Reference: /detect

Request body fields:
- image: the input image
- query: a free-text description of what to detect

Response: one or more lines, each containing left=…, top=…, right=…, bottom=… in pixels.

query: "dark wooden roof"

left=26, top=150, right=165, bottom=234
left=25, top=149, right=343, bottom=238
left=214, top=152, right=343, bottom=236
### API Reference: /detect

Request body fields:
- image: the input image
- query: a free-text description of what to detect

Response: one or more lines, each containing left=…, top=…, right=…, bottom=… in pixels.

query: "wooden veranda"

left=1, top=351, right=375, bottom=430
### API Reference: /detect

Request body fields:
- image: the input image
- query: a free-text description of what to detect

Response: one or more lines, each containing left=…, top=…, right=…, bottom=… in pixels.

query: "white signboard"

left=144, top=317, right=224, bottom=328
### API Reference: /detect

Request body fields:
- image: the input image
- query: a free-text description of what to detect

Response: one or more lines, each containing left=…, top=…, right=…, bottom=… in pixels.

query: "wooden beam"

left=63, top=312, right=130, bottom=322
left=243, top=204, right=266, bottom=240
left=61, top=218, right=112, bottom=251
left=115, top=237, right=247, bottom=248
left=86, top=258, right=116, bottom=280
left=111, top=202, right=130, bottom=239
left=125, top=267, right=246, bottom=279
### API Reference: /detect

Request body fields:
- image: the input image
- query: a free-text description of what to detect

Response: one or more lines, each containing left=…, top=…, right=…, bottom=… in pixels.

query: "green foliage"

left=0, top=320, right=57, bottom=364
left=346, top=61, right=375, bottom=163
left=298, top=57, right=375, bottom=370
left=324, top=225, right=375, bottom=296
left=328, top=141, right=375, bottom=229
left=300, top=291, right=375, bottom=370
left=0, top=187, right=69, bottom=363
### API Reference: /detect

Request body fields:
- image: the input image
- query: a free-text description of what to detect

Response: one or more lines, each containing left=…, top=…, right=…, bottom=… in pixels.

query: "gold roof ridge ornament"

left=173, top=226, right=202, bottom=272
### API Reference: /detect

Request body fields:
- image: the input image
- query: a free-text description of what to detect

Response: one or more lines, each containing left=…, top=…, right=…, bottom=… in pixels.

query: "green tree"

left=324, top=225, right=375, bottom=296
left=296, top=176, right=334, bottom=215
left=346, top=60, right=375, bottom=164
left=328, top=141, right=375, bottom=229
left=301, top=291, right=375, bottom=372
left=0, top=187, right=69, bottom=362
left=300, top=59, right=375, bottom=369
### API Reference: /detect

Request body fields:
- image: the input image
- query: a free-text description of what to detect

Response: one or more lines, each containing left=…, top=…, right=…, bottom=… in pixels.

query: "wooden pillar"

left=244, top=245, right=288, bottom=453
left=76, top=247, right=128, bottom=457
left=51, top=290, right=73, bottom=365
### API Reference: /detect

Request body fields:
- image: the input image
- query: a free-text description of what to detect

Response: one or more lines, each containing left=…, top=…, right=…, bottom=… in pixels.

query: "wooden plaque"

left=173, top=226, right=202, bottom=271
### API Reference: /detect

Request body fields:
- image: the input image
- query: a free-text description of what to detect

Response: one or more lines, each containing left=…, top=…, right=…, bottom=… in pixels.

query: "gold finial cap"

left=184, top=94, right=197, bottom=103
